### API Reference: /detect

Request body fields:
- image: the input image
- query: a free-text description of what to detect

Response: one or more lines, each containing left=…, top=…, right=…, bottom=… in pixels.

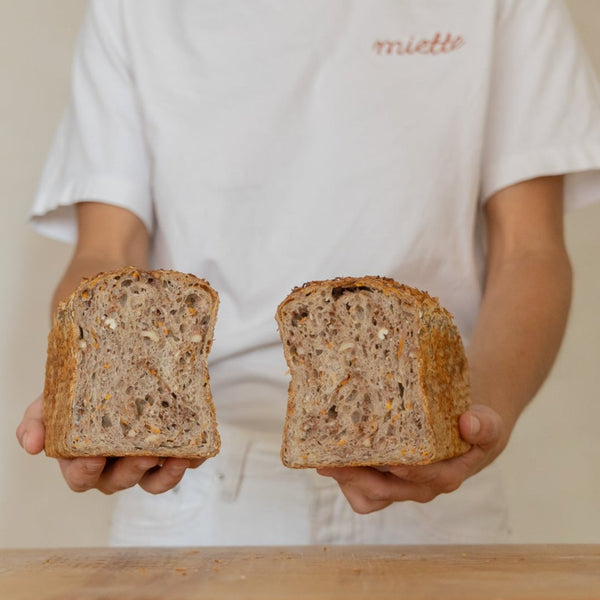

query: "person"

left=16, top=0, right=600, bottom=545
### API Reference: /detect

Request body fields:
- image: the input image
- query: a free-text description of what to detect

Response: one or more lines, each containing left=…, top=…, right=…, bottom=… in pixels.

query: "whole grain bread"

left=276, top=276, right=471, bottom=467
left=43, top=267, right=220, bottom=459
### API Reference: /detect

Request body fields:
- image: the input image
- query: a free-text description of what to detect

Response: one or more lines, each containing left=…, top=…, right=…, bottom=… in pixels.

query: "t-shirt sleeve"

left=481, top=0, right=600, bottom=209
left=29, top=0, right=153, bottom=243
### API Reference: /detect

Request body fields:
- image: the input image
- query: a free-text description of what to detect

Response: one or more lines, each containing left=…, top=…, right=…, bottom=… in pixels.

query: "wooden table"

left=1, top=545, right=599, bottom=599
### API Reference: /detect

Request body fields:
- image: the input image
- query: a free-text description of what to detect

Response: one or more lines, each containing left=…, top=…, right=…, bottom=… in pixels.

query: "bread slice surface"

left=43, top=267, right=220, bottom=459
left=276, top=276, right=470, bottom=467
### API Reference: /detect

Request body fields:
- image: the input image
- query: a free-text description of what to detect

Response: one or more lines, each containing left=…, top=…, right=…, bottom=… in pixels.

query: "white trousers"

left=110, top=425, right=510, bottom=546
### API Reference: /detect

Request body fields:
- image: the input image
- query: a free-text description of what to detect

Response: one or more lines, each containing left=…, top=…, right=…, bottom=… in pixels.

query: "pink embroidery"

left=373, top=33, right=465, bottom=56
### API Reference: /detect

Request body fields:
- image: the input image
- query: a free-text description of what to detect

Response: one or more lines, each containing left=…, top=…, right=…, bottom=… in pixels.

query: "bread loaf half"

left=43, top=267, right=220, bottom=459
left=276, top=276, right=470, bottom=467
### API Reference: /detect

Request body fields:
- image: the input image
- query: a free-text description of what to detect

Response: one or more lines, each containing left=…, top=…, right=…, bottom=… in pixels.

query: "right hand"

left=16, top=395, right=203, bottom=494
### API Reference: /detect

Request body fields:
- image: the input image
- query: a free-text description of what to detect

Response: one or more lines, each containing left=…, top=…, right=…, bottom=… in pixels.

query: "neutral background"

left=1, top=1, right=599, bottom=548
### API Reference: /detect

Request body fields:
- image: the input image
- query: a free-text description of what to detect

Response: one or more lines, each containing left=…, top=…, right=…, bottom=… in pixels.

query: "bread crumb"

left=191, top=334, right=202, bottom=343
left=338, top=342, right=354, bottom=352
left=104, top=317, right=117, bottom=330
left=397, top=337, right=404, bottom=358
left=377, top=327, right=389, bottom=340
left=141, top=330, right=159, bottom=342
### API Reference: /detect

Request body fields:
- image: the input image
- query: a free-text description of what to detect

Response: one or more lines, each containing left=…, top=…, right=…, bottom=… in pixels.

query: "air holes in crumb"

left=120, top=279, right=132, bottom=288
left=185, top=294, right=199, bottom=306
left=135, top=398, right=145, bottom=416
left=101, top=414, right=112, bottom=428
left=332, top=285, right=372, bottom=300
left=398, top=382, right=405, bottom=398
left=327, top=405, right=338, bottom=420
left=291, top=309, right=309, bottom=327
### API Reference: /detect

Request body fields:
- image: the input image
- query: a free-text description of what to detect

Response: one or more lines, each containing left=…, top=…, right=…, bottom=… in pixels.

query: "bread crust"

left=43, top=267, right=221, bottom=459
left=276, top=276, right=471, bottom=468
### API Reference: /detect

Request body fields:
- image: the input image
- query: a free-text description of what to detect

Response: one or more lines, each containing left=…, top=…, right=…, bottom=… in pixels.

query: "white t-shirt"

left=30, top=0, right=600, bottom=544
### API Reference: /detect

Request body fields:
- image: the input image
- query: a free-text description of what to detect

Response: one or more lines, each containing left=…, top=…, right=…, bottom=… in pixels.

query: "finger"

left=96, top=456, right=160, bottom=494
left=139, top=458, right=190, bottom=494
left=188, top=459, right=205, bottom=469
left=318, top=467, right=439, bottom=511
left=318, top=467, right=394, bottom=513
left=338, top=482, right=393, bottom=514
left=16, top=396, right=45, bottom=455
left=459, top=404, right=503, bottom=448
left=59, top=457, right=107, bottom=492
left=389, top=454, right=476, bottom=493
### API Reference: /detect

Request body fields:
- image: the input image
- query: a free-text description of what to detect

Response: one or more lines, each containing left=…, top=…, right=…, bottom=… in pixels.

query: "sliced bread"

left=43, top=267, right=220, bottom=459
left=276, top=276, right=471, bottom=467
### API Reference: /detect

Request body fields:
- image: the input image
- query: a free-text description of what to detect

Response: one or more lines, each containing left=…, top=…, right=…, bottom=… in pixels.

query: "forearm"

left=50, top=202, right=150, bottom=315
left=51, top=255, right=136, bottom=314
left=51, top=256, right=144, bottom=315
left=468, top=248, right=572, bottom=434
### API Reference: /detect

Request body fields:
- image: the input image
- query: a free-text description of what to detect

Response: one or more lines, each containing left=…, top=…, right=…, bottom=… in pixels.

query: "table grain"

left=1, top=544, right=599, bottom=600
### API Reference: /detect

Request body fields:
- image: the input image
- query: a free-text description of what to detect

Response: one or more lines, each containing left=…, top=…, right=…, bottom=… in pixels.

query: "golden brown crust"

left=276, top=275, right=471, bottom=467
left=43, top=266, right=220, bottom=459
left=43, top=307, right=79, bottom=457
left=418, top=309, right=471, bottom=461
left=276, top=275, right=442, bottom=316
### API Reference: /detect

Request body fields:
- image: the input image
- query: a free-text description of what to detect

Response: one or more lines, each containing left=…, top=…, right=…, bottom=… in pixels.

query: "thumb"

left=16, top=396, right=46, bottom=455
left=459, top=404, right=503, bottom=448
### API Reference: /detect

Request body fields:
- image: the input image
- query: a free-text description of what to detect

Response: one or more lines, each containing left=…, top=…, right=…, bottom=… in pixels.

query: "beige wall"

left=1, top=1, right=599, bottom=548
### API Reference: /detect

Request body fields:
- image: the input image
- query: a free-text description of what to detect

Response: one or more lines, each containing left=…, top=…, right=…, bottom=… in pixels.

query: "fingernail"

left=22, top=433, right=30, bottom=452
left=469, top=415, right=481, bottom=436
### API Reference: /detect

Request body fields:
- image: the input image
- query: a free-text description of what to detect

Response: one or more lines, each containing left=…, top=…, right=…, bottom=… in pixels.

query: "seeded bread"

left=276, top=276, right=471, bottom=467
left=43, top=267, right=220, bottom=459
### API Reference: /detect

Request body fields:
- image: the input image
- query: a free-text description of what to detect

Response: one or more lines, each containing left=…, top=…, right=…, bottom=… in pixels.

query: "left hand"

left=316, top=404, right=509, bottom=514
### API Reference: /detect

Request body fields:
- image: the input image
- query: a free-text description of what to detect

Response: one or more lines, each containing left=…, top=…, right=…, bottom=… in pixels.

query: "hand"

left=316, top=404, right=508, bottom=514
left=16, top=395, right=204, bottom=494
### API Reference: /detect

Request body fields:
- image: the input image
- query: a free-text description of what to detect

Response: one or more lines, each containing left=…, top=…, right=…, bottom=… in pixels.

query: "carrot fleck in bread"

left=43, top=267, right=220, bottom=459
left=275, top=276, right=471, bottom=467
